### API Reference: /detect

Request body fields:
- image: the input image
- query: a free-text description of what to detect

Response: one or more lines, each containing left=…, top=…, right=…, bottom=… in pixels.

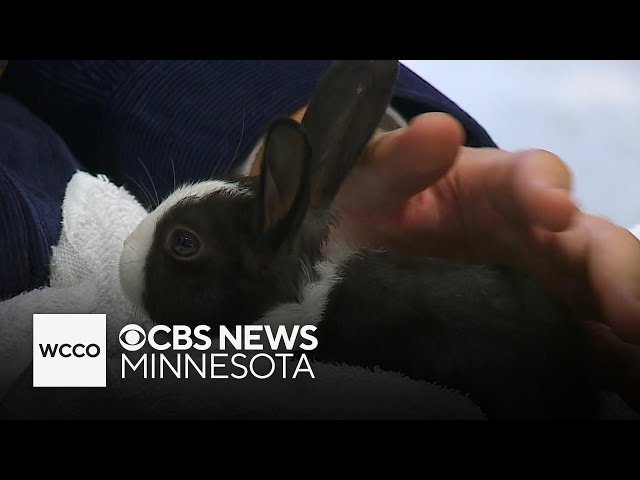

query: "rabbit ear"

left=301, top=60, right=399, bottom=209
left=257, top=116, right=312, bottom=251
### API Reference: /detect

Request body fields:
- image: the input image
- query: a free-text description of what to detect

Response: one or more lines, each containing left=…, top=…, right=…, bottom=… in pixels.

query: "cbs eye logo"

left=119, top=324, right=146, bottom=351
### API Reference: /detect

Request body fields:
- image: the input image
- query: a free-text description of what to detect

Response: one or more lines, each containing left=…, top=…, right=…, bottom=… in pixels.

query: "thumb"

left=337, top=112, right=464, bottom=213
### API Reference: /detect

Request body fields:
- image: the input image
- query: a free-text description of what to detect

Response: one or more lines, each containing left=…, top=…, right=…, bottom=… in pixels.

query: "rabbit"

left=119, top=60, right=601, bottom=419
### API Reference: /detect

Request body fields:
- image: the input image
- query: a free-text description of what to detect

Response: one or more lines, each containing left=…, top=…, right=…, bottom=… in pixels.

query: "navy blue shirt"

left=0, top=60, right=496, bottom=300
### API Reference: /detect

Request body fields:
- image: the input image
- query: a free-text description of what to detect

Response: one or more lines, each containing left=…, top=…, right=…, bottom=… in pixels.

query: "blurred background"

left=400, top=60, right=640, bottom=229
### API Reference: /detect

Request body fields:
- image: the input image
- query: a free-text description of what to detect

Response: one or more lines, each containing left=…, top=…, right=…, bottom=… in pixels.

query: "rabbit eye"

left=168, top=228, right=201, bottom=258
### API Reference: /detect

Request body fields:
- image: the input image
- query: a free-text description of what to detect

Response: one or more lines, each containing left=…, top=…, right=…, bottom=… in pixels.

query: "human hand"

left=333, top=112, right=640, bottom=411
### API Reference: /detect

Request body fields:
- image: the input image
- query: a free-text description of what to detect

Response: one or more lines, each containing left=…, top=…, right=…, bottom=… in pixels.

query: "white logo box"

left=33, top=314, right=106, bottom=387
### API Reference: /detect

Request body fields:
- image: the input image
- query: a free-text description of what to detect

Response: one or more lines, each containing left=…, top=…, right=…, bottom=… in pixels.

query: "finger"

left=583, top=215, right=640, bottom=342
left=585, top=321, right=640, bottom=413
left=343, top=112, right=464, bottom=212
left=478, top=148, right=578, bottom=232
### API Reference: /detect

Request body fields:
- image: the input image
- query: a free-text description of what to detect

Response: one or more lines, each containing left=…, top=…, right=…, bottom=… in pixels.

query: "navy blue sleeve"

left=0, top=60, right=496, bottom=300
left=0, top=93, right=80, bottom=300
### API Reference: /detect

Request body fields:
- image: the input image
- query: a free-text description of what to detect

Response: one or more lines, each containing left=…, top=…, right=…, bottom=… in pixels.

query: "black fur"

left=143, top=176, right=301, bottom=328
left=138, top=60, right=603, bottom=419
left=302, top=60, right=399, bottom=208
left=258, top=117, right=312, bottom=251
left=144, top=119, right=315, bottom=328
left=311, top=252, right=601, bottom=419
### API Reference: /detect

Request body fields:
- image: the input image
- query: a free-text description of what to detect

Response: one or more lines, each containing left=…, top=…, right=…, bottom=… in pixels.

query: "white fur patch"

left=208, top=257, right=347, bottom=353
left=119, top=180, right=248, bottom=305
left=203, top=239, right=357, bottom=352
left=253, top=242, right=358, bottom=335
left=256, top=259, right=342, bottom=330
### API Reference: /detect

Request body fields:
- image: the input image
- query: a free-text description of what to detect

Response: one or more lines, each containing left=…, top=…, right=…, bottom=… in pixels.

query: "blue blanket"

left=0, top=60, right=495, bottom=301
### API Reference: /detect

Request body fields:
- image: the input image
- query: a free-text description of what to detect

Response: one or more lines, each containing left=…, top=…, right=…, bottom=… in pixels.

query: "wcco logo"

left=33, top=314, right=106, bottom=387
left=39, top=343, right=101, bottom=358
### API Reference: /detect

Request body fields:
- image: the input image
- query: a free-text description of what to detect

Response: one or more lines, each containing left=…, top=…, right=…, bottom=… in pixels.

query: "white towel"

left=0, top=171, right=486, bottom=419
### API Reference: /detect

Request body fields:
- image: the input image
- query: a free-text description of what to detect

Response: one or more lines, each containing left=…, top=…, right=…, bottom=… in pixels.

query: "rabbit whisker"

left=126, top=174, right=155, bottom=212
left=170, top=155, right=177, bottom=193
left=138, top=157, right=160, bottom=209
left=221, top=104, right=246, bottom=178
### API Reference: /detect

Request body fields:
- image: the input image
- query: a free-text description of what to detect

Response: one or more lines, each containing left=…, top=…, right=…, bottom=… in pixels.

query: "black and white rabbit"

left=120, top=60, right=601, bottom=419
